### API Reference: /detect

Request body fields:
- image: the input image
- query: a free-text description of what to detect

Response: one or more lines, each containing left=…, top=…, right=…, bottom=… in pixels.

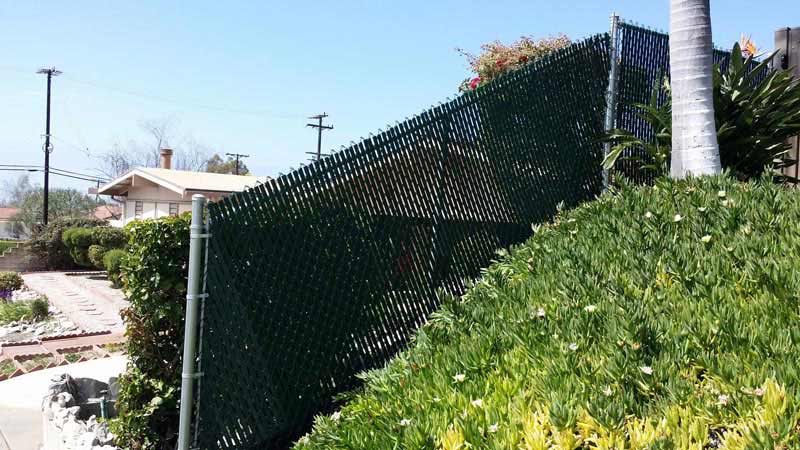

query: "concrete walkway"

left=21, top=273, right=127, bottom=333
left=0, top=356, right=127, bottom=450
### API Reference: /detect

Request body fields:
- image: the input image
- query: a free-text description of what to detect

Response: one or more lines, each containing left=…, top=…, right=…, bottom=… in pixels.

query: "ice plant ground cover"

left=295, top=175, right=800, bottom=449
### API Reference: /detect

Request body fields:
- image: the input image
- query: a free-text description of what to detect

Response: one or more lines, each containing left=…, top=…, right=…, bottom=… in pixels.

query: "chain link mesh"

left=197, top=35, right=610, bottom=449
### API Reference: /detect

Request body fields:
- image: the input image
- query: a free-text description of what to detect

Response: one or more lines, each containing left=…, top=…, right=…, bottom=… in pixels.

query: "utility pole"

left=225, top=152, right=250, bottom=175
left=36, top=67, right=61, bottom=226
left=306, top=113, right=333, bottom=162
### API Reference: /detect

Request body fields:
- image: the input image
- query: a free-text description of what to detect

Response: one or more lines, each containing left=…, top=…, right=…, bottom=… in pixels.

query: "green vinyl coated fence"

left=197, top=35, right=610, bottom=449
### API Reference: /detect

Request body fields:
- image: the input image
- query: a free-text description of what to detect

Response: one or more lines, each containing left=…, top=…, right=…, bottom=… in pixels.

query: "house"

left=94, top=204, right=124, bottom=227
left=97, top=149, right=270, bottom=225
left=0, top=207, right=27, bottom=239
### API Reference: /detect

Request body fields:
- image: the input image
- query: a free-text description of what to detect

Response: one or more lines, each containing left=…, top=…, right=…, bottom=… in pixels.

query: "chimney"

left=159, top=148, right=173, bottom=169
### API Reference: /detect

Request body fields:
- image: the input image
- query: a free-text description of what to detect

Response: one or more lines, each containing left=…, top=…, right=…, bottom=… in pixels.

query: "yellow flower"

left=701, top=235, right=712, bottom=243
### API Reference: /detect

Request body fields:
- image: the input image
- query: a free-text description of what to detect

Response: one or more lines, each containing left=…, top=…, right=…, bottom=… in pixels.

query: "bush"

left=458, top=34, right=571, bottom=91
left=88, top=245, right=107, bottom=269
left=29, top=217, right=107, bottom=270
left=30, top=297, right=49, bottom=321
left=0, top=271, right=23, bottom=292
left=0, top=297, right=49, bottom=324
left=103, top=249, right=126, bottom=288
left=110, top=214, right=191, bottom=450
left=62, top=226, right=127, bottom=268
left=295, top=175, right=800, bottom=449
left=603, top=43, right=800, bottom=181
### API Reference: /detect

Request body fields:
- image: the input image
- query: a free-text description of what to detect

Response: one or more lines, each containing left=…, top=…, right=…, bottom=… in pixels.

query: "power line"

left=0, top=164, right=108, bottom=183
left=60, top=74, right=308, bottom=120
left=306, top=113, right=333, bottom=162
left=0, top=167, right=106, bottom=184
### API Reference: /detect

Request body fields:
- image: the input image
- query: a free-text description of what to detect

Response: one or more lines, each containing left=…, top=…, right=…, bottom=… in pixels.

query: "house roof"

left=0, top=207, right=19, bottom=221
left=94, top=204, right=123, bottom=221
left=97, top=168, right=270, bottom=197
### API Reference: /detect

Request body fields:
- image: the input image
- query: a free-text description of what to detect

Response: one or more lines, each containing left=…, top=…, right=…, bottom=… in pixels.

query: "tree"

left=95, top=119, right=210, bottom=178
left=6, top=176, right=98, bottom=230
left=669, top=0, right=721, bottom=178
left=1, top=174, right=34, bottom=207
left=205, top=153, right=250, bottom=175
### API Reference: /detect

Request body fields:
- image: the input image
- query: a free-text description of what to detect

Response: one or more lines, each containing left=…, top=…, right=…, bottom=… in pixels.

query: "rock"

left=61, top=416, right=87, bottom=447
left=77, top=431, right=98, bottom=447
left=57, top=392, right=75, bottom=408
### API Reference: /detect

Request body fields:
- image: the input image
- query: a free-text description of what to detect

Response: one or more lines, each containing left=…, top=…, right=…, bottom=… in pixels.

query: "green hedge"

left=110, top=214, right=191, bottom=450
left=103, top=249, right=126, bottom=288
left=29, top=217, right=107, bottom=269
left=62, top=226, right=126, bottom=269
left=295, top=175, right=800, bottom=450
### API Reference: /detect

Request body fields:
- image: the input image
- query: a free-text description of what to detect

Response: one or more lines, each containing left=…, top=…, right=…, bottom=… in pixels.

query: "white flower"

left=471, top=398, right=483, bottom=408
left=488, top=423, right=499, bottom=433
left=721, top=199, right=730, bottom=207
left=298, top=436, right=310, bottom=445
left=602, top=386, right=613, bottom=397
left=644, top=211, right=653, bottom=219
left=432, top=396, right=441, bottom=403
left=673, top=214, right=682, bottom=222
left=331, top=411, right=342, bottom=422
left=754, top=388, right=765, bottom=396
left=584, top=304, right=597, bottom=313
left=718, top=190, right=727, bottom=198
left=399, top=418, right=412, bottom=427
left=536, top=308, right=546, bottom=318
left=640, top=366, right=653, bottom=375
left=568, top=343, right=578, bottom=351
left=697, top=206, right=707, bottom=212
left=718, top=394, right=729, bottom=406
left=453, top=373, right=466, bottom=383
left=701, top=235, right=712, bottom=243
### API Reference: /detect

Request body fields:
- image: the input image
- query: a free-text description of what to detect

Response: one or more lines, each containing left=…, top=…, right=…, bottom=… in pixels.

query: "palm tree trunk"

left=669, top=0, right=721, bottom=178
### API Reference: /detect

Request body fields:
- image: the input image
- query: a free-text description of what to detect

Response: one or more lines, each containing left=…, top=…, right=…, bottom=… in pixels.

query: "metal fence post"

left=603, top=13, right=622, bottom=188
left=178, top=194, right=208, bottom=450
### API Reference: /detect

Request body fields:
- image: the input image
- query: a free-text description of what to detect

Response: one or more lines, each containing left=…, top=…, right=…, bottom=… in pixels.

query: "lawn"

left=295, top=175, right=800, bottom=450
left=0, top=359, right=16, bottom=377
left=0, top=240, right=20, bottom=255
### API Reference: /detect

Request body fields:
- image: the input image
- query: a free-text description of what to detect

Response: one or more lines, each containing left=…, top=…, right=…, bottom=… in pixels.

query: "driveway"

left=21, top=272, right=127, bottom=333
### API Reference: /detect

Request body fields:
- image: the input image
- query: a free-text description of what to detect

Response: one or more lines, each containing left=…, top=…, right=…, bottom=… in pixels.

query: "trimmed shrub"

left=88, top=245, right=107, bottom=269
left=30, top=297, right=49, bottom=321
left=29, top=217, right=107, bottom=270
left=110, top=214, right=191, bottom=450
left=295, top=175, right=800, bottom=449
left=0, top=271, right=23, bottom=292
left=103, top=249, right=126, bottom=288
left=62, top=227, right=127, bottom=268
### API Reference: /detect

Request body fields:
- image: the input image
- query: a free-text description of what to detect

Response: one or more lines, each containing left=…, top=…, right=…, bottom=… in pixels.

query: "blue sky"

left=0, top=0, right=793, bottom=192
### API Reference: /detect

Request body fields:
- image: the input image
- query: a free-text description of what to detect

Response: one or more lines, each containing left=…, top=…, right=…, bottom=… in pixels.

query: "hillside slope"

left=295, top=176, right=800, bottom=450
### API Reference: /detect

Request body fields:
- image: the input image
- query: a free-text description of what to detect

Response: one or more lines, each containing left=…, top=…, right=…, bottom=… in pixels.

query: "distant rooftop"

left=0, top=207, right=19, bottom=221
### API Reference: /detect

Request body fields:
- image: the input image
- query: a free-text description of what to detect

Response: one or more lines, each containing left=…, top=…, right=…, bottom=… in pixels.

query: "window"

left=169, top=203, right=179, bottom=217
left=134, top=201, right=143, bottom=219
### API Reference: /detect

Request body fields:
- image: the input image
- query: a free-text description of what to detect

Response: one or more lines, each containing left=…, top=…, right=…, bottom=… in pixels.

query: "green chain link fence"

left=197, top=34, right=610, bottom=449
